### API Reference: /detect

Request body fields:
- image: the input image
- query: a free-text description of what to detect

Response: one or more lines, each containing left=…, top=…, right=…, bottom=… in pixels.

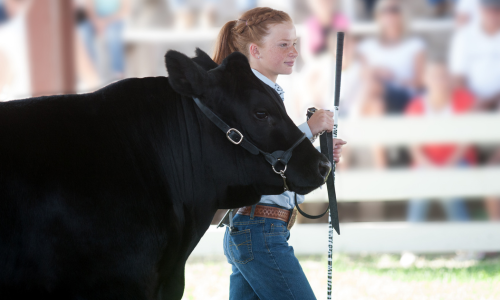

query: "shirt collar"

left=251, top=69, right=285, bottom=100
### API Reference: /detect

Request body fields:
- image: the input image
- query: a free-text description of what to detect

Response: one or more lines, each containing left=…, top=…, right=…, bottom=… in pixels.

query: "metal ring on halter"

left=226, top=128, right=243, bottom=145
left=272, top=162, right=287, bottom=175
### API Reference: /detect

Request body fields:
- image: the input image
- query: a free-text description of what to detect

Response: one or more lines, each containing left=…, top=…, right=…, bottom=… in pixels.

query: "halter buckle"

left=226, top=128, right=243, bottom=145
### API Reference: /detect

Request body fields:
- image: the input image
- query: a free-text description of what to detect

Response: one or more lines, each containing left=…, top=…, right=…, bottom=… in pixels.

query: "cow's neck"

left=160, top=92, right=260, bottom=233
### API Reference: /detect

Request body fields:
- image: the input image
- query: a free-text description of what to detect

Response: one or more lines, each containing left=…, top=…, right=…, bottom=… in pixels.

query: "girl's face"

left=250, top=21, right=299, bottom=80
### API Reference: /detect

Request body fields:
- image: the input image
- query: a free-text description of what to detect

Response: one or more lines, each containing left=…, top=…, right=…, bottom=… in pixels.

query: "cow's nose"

left=318, top=160, right=332, bottom=179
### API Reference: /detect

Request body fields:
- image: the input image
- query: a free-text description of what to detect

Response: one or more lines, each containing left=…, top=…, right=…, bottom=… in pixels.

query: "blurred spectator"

left=301, top=0, right=350, bottom=62
left=358, top=0, right=426, bottom=114
left=79, top=0, right=130, bottom=81
left=294, top=33, right=386, bottom=172
left=455, top=0, right=481, bottom=26
left=1, top=0, right=30, bottom=20
left=297, top=34, right=362, bottom=117
left=74, top=0, right=100, bottom=91
left=0, top=0, right=7, bottom=24
left=0, top=0, right=31, bottom=101
left=401, top=60, right=478, bottom=266
left=485, top=148, right=500, bottom=220
left=428, top=0, right=456, bottom=17
left=166, top=0, right=256, bottom=29
left=405, top=60, right=475, bottom=223
left=167, top=0, right=213, bottom=28
left=450, top=1, right=500, bottom=222
left=450, top=0, right=500, bottom=111
left=360, top=0, right=379, bottom=19
left=344, top=67, right=387, bottom=170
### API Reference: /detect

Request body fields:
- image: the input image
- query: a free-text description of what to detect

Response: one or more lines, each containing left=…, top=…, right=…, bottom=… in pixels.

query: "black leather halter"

left=192, top=97, right=306, bottom=191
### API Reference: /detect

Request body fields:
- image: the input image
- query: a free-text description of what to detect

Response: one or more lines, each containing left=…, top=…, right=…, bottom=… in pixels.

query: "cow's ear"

left=192, top=48, right=219, bottom=71
left=165, top=50, right=209, bottom=97
left=221, top=51, right=253, bottom=75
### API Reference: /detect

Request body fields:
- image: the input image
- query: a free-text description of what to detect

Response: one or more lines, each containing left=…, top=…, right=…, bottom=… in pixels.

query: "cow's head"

left=165, top=48, right=330, bottom=202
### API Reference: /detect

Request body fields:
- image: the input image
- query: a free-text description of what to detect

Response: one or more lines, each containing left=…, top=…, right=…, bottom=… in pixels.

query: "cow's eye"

left=255, top=111, right=268, bottom=120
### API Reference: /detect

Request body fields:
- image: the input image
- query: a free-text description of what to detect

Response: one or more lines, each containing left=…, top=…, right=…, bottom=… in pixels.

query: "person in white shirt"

left=450, top=0, right=500, bottom=110
left=449, top=0, right=500, bottom=221
left=455, top=0, right=481, bottom=26
left=357, top=0, right=426, bottom=114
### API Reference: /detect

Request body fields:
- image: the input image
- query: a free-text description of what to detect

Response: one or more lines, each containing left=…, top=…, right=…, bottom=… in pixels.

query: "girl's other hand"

left=333, top=139, right=347, bottom=163
left=307, top=109, right=334, bottom=136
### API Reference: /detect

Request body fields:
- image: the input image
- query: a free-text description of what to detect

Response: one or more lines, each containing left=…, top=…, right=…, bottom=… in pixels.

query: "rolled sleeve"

left=297, top=121, right=313, bottom=139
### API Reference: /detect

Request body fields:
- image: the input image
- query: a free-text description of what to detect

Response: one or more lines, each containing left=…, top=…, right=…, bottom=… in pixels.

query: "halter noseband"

left=192, top=97, right=306, bottom=191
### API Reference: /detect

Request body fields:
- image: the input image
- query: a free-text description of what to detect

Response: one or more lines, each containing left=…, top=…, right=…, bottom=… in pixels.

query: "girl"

left=214, top=7, right=346, bottom=300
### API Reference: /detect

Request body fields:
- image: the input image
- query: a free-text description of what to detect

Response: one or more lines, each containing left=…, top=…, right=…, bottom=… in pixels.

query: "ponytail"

left=212, top=7, right=292, bottom=64
left=213, top=20, right=238, bottom=65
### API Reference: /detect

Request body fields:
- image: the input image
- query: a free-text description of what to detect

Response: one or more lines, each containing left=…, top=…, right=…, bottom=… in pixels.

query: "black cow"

left=0, top=49, right=330, bottom=299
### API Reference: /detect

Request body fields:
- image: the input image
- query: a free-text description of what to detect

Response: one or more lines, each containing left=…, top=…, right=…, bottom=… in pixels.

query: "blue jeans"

left=78, top=20, right=125, bottom=75
left=223, top=207, right=316, bottom=300
left=407, top=198, right=469, bottom=222
left=428, top=0, right=456, bottom=5
left=408, top=161, right=470, bottom=222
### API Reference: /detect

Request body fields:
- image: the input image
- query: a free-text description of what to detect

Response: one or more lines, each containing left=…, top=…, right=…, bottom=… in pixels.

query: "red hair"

left=212, top=7, right=292, bottom=64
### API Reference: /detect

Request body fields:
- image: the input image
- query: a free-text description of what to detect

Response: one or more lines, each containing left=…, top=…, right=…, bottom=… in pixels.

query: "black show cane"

left=327, top=31, right=344, bottom=300
left=303, top=32, right=344, bottom=299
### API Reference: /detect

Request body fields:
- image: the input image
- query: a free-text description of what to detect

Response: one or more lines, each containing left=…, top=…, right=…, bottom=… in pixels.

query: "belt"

left=237, top=205, right=298, bottom=229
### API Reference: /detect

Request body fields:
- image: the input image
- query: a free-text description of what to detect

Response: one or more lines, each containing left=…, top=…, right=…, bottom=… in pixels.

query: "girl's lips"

left=284, top=61, right=295, bottom=67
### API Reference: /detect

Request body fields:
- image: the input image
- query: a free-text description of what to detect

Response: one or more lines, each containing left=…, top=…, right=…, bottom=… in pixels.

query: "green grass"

left=300, top=254, right=500, bottom=283
left=184, top=254, right=500, bottom=299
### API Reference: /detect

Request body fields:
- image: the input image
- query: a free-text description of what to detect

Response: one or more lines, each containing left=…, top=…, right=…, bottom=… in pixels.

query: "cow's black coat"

left=0, top=49, right=329, bottom=299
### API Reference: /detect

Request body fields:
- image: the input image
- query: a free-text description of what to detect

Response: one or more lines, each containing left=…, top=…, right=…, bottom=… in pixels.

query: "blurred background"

left=1, top=0, right=499, bottom=299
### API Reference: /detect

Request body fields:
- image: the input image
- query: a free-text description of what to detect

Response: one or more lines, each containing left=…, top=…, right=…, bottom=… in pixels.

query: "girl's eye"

left=280, top=43, right=287, bottom=47
left=255, top=111, right=268, bottom=120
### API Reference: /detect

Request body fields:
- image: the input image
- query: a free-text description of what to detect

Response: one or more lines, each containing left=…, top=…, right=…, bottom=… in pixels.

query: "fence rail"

left=340, top=114, right=500, bottom=146
left=306, top=167, right=500, bottom=202
left=123, top=19, right=454, bottom=44
left=192, top=222, right=500, bottom=256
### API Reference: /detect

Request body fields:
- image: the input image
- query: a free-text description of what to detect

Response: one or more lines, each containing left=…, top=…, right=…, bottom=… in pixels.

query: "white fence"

left=191, top=114, right=500, bottom=256
left=192, top=222, right=500, bottom=256
left=122, top=19, right=500, bottom=255
left=123, top=19, right=454, bottom=44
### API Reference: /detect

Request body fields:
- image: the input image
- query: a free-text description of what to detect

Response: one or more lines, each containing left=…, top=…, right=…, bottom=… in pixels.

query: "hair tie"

left=238, top=19, right=248, bottom=26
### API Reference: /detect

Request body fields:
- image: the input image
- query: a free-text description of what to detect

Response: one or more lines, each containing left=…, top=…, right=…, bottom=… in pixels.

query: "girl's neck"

left=251, top=65, right=278, bottom=83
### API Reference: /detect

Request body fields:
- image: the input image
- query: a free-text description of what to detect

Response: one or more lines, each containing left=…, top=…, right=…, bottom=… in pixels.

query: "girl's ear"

left=248, top=43, right=261, bottom=60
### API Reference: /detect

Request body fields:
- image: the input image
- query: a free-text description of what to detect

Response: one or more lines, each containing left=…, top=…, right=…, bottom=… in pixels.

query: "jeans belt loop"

left=250, top=204, right=256, bottom=219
